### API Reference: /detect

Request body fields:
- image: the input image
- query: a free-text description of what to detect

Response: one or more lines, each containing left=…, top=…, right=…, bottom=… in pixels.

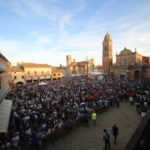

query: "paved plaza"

left=46, top=102, right=140, bottom=150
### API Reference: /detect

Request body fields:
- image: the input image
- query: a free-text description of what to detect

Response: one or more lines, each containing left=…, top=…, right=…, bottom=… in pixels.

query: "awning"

left=40, top=76, right=45, bottom=79
left=33, top=76, right=39, bottom=80
left=0, top=64, right=6, bottom=73
left=46, top=76, right=51, bottom=79
left=26, top=76, right=32, bottom=80
left=38, top=81, right=47, bottom=86
left=0, top=99, right=12, bottom=133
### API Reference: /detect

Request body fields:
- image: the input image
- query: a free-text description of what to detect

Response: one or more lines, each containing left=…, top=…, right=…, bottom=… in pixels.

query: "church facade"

left=102, top=33, right=150, bottom=79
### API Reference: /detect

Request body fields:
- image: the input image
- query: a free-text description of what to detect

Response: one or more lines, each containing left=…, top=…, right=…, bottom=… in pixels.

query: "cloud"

left=59, top=14, right=72, bottom=37
left=0, top=0, right=150, bottom=67
left=0, top=0, right=29, bottom=17
left=9, top=49, right=67, bottom=66
left=0, top=39, right=22, bottom=53
left=0, top=39, right=27, bottom=64
left=114, top=21, right=150, bottom=51
left=38, top=37, right=52, bottom=45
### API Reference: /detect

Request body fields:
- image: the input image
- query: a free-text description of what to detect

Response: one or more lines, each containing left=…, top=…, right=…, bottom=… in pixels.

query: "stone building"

left=11, top=66, right=25, bottom=84
left=51, top=67, right=64, bottom=80
left=66, top=55, right=94, bottom=77
left=102, top=32, right=113, bottom=76
left=112, top=47, right=150, bottom=78
left=0, top=53, right=11, bottom=102
left=0, top=53, right=12, bottom=133
left=11, top=63, right=52, bottom=84
left=101, top=33, right=150, bottom=79
left=56, top=65, right=66, bottom=77
left=11, top=63, right=64, bottom=84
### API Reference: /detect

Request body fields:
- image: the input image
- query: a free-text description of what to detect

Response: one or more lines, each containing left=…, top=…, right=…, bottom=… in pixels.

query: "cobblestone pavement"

left=46, top=102, right=140, bottom=150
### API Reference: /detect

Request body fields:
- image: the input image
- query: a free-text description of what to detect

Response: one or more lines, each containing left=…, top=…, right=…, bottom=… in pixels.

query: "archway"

left=120, top=73, right=125, bottom=79
left=16, top=82, right=24, bottom=85
left=134, top=70, right=140, bottom=78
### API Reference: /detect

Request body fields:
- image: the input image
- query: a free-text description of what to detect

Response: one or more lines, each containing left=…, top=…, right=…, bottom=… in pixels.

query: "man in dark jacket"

left=103, top=129, right=111, bottom=150
left=112, top=124, right=119, bottom=144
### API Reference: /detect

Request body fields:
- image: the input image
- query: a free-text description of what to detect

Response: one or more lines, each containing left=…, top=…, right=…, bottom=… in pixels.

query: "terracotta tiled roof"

left=52, top=67, right=62, bottom=73
left=23, top=63, right=51, bottom=68
left=56, top=66, right=66, bottom=69
left=56, top=66, right=66, bottom=70
left=11, top=66, right=23, bottom=72
left=77, top=61, right=87, bottom=64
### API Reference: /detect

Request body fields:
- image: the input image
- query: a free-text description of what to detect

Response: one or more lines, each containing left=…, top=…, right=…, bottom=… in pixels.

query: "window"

left=123, top=59, right=128, bottom=65
left=14, top=76, right=17, bottom=79
left=103, top=51, right=108, bottom=57
left=22, top=76, right=24, bottom=79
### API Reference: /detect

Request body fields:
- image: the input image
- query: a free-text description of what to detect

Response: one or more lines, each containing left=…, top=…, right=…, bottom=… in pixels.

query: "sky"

left=0, top=0, right=150, bottom=66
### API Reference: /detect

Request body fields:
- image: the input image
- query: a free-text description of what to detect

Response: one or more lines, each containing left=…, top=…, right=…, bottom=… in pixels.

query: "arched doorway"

left=16, top=82, right=24, bottom=85
left=120, top=73, right=125, bottom=79
left=134, top=70, right=140, bottom=78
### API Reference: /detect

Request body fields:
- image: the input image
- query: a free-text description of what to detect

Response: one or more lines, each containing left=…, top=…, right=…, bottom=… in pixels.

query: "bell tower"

left=102, top=32, right=113, bottom=76
left=66, top=55, right=72, bottom=78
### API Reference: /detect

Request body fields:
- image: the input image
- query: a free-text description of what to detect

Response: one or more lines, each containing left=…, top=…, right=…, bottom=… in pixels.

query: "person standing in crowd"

left=135, top=99, right=140, bottom=114
left=31, top=133, right=40, bottom=150
left=116, top=96, right=120, bottom=108
left=103, top=129, right=111, bottom=150
left=91, top=111, right=97, bottom=126
left=129, top=96, right=134, bottom=106
left=112, top=123, right=119, bottom=144
left=83, top=111, right=89, bottom=127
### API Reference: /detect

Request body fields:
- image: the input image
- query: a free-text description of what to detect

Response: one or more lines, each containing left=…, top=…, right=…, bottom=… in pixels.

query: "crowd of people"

left=0, top=76, right=150, bottom=150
